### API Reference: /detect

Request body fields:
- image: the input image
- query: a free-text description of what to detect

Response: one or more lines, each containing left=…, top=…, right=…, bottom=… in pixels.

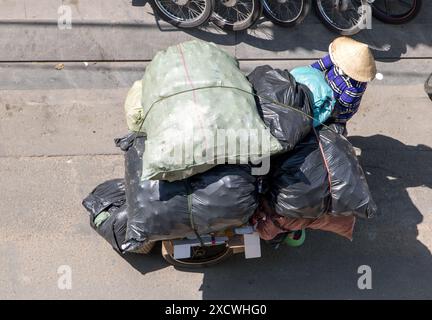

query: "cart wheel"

left=161, top=240, right=233, bottom=268
left=130, top=241, right=156, bottom=254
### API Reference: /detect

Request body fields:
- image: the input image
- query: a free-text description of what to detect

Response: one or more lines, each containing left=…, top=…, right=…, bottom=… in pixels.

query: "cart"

left=136, top=226, right=305, bottom=268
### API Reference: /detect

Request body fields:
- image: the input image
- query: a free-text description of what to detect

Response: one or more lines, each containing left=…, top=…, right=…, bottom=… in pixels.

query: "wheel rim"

left=372, top=0, right=417, bottom=18
left=154, top=0, right=209, bottom=23
left=263, top=0, right=304, bottom=23
left=317, top=0, right=366, bottom=31
left=213, top=0, right=256, bottom=26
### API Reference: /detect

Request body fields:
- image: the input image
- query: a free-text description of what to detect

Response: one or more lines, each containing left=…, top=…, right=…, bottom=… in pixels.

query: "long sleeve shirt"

left=311, top=55, right=367, bottom=123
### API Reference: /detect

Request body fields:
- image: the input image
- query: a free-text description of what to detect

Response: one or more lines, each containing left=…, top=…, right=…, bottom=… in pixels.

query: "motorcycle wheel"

left=212, top=0, right=263, bottom=31
left=314, top=0, right=370, bottom=35
left=263, top=0, right=311, bottom=27
left=372, top=0, right=422, bottom=24
left=151, top=0, right=215, bottom=28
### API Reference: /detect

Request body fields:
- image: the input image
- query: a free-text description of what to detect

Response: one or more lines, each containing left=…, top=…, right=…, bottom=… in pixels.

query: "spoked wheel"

left=151, top=0, right=215, bottom=28
left=315, top=0, right=370, bottom=35
left=371, top=0, right=422, bottom=24
left=161, top=240, right=234, bottom=268
left=212, top=0, right=263, bottom=31
left=263, top=0, right=311, bottom=27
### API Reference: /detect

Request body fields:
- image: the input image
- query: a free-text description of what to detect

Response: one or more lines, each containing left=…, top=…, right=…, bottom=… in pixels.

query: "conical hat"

left=330, top=37, right=377, bottom=82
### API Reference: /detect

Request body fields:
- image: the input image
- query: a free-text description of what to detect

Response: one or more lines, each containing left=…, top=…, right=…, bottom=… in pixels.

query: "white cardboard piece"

left=173, top=244, right=192, bottom=259
left=243, top=232, right=261, bottom=259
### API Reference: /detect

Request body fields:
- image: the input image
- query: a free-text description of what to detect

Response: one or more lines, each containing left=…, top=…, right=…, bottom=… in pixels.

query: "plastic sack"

left=269, top=127, right=377, bottom=219
left=124, top=80, right=144, bottom=132
left=117, top=134, right=259, bottom=252
left=82, top=179, right=126, bottom=221
left=126, top=40, right=282, bottom=181
left=270, top=133, right=330, bottom=219
left=82, top=179, right=128, bottom=252
left=290, top=66, right=335, bottom=127
left=319, top=127, right=377, bottom=217
left=247, top=65, right=313, bottom=152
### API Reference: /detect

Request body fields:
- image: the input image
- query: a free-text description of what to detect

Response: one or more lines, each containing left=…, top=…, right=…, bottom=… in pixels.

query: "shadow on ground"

left=120, top=134, right=432, bottom=298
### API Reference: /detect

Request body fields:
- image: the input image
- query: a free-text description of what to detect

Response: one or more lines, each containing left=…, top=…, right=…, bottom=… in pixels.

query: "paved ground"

left=0, top=0, right=431, bottom=299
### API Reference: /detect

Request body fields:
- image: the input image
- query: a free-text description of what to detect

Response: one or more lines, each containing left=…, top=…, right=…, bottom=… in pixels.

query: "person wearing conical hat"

left=311, top=36, right=377, bottom=135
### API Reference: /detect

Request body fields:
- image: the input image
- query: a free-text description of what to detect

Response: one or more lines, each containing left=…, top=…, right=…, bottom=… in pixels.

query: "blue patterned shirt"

left=311, top=55, right=367, bottom=123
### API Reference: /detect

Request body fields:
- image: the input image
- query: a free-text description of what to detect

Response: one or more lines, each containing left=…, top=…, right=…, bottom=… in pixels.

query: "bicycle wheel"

left=263, top=0, right=311, bottom=27
left=314, top=0, right=370, bottom=35
left=212, top=0, right=263, bottom=31
left=372, top=0, right=422, bottom=24
left=151, top=0, right=215, bottom=28
left=161, top=240, right=234, bottom=268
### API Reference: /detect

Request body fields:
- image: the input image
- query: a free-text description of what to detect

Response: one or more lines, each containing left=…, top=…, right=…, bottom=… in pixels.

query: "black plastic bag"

left=117, top=134, right=259, bottom=252
left=94, top=204, right=128, bottom=253
left=269, top=127, right=377, bottom=219
left=319, top=127, right=377, bottom=218
left=248, top=65, right=313, bottom=151
left=270, top=133, right=330, bottom=219
left=82, top=179, right=126, bottom=221
left=82, top=179, right=128, bottom=252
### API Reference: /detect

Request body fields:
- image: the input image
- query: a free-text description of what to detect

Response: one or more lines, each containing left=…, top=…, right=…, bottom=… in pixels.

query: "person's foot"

left=284, top=229, right=306, bottom=247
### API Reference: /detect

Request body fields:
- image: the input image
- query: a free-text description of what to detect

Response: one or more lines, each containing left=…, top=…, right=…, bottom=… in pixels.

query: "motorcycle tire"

left=314, top=0, right=369, bottom=35
left=151, top=0, right=215, bottom=28
left=263, top=0, right=311, bottom=27
left=372, top=0, right=422, bottom=24
left=212, top=0, right=263, bottom=31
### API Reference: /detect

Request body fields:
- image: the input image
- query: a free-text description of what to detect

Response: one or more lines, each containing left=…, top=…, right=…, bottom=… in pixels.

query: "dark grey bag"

left=118, top=134, right=259, bottom=252
left=248, top=65, right=313, bottom=152
left=82, top=179, right=128, bottom=252
left=269, top=127, right=377, bottom=219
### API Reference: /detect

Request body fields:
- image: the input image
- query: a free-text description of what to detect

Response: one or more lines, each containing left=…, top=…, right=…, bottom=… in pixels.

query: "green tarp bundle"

left=125, top=40, right=283, bottom=181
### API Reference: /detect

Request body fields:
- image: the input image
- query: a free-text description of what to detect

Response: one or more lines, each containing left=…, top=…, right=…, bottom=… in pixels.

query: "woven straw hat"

left=329, top=37, right=377, bottom=82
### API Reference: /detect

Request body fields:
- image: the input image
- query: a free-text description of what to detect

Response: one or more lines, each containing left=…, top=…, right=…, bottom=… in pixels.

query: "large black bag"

left=117, top=134, right=259, bottom=252
left=270, top=133, right=330, bottom=219
left=270, top=127, right=377, bottom=219
left=82, top=179, right=126, bottom=219
left=82, top=179, right=128, bottom=252
left=248, top=65, right=313, bottom=152
left=320, top=128, right=377, bottom=217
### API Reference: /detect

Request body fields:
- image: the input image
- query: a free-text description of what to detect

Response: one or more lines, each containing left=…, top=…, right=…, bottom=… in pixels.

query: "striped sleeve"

left=337, top=86, right=365, bottom=111
left=311, top=55, right=333, bottom=72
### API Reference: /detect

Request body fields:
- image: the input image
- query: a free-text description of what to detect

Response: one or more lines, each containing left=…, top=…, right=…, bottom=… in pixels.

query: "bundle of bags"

left=82, top=40, right=376, bottom=253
